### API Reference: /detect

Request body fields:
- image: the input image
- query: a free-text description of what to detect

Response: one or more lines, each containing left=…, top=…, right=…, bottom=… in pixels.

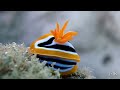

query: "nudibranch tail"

left=50, top=21, right=78, bottom=44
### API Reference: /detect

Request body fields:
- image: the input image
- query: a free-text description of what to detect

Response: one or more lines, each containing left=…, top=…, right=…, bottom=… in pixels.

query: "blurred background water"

left=1, top=11, right=120, bottom=79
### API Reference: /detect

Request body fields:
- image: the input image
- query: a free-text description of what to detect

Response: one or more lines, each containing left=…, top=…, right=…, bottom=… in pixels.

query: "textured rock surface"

left=1, top=11, right=120, bottom=78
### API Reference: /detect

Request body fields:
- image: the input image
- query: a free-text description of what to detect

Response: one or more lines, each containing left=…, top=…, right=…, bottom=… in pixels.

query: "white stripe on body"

left=35, top=36, right=77, bottom=55
left=40, top=60, right=74, bottom=68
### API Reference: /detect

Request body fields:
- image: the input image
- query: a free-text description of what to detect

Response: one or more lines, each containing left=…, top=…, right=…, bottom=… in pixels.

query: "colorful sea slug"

left=29, top=21, right=80, bottom=76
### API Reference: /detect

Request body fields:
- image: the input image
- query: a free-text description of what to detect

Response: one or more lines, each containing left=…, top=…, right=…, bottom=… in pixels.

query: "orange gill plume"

left=50, top=21, right=78, bottom=44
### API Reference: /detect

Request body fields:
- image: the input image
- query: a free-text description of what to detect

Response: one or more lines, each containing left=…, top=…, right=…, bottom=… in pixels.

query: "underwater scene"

left=0, top=11, right=120, bottom=79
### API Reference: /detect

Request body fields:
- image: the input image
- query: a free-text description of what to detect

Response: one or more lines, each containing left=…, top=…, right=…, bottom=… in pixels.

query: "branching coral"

left=0, top=42, right=95, bottom=79
left=0, top=42, right=60, bottom=79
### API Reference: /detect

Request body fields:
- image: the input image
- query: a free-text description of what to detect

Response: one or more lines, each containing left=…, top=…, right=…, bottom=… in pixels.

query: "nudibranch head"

left=29, top=21, right=80, bottom=76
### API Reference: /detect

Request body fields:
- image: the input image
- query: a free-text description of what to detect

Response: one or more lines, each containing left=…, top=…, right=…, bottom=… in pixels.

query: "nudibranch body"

left=29, top=21, right=80, bottom=76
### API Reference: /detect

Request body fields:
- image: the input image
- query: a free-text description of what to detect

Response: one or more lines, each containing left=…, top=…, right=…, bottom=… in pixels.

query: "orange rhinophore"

left=50, top=21, right=78, bottom=44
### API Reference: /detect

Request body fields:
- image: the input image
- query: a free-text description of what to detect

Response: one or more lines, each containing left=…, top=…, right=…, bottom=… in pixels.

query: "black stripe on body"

left=45, top=63, right=72, bottom=70
left=38, top=37, right=55, bottom=46
left=43, top=44, right=76, bottom=52
left=37, top=54, right=77, bottom=65
left=38, top=37, right=76, bottom=52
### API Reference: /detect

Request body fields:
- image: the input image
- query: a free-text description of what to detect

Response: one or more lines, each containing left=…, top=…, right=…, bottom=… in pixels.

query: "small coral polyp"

left=29, top=21, right=80, bottom=76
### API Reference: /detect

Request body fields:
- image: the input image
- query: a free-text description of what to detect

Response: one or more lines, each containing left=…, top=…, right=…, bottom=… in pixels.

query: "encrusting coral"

left=62, top=67, right=96, bottom=79
left=0, top=42, right=95, bottom=79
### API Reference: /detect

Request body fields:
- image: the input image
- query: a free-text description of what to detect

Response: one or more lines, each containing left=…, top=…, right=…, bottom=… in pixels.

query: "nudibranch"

left=29, top=21, right=80, bottom=76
